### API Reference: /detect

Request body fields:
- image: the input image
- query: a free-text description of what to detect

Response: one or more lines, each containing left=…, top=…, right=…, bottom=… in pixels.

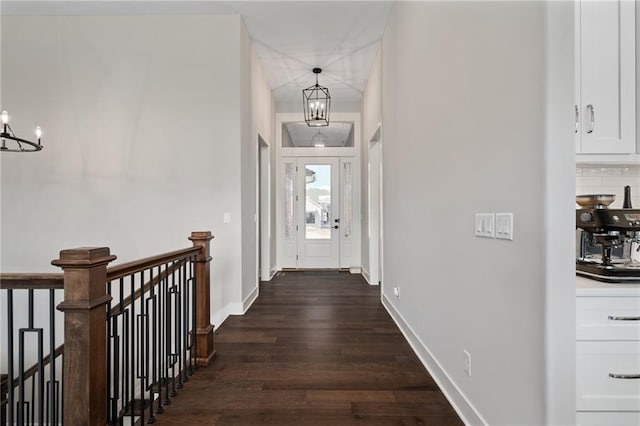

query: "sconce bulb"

left=35, top=126, right=42, bottom=139
left=1, top=111, right=8, bottom=125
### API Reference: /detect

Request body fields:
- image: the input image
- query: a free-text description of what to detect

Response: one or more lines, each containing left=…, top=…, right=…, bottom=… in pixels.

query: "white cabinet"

left=576, top=295, right=640, bottom=424
left=575, top=0, right=637, bottom=156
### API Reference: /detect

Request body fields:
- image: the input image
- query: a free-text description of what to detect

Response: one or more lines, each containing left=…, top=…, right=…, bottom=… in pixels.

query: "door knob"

left=333, top=225, right=339, bottom=229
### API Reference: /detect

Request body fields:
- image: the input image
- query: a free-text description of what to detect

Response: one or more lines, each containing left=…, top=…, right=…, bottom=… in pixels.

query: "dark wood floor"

left=157, top=271, right=463, bottom=425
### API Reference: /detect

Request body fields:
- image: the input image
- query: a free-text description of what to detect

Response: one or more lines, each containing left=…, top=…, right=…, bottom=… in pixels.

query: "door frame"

left=275, top=112, right=362, bottom=271
left=368, top=123, right=383, bottom=286
left=258, top=135, right=271, bottom=281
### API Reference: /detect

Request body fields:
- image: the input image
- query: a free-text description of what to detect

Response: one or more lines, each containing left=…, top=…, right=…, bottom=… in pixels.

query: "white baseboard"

left=362, top=267, right=371, bottom=284
left=260, top=268, right=277, bottom=282
left=381, top=294, right=487, bottom=426
left=349, top=266, right=362, bottom=274
left=213, top=287, right=259, bottom=327
left=212, top=302, right=235, bottom=329
left=242, top=285, right=259, bottom=313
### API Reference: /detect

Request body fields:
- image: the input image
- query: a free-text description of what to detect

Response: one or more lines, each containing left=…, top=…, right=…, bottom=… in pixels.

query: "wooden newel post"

left=189, top=231, right=216, bottom=366
left=53, top=247, right=116, bottom=426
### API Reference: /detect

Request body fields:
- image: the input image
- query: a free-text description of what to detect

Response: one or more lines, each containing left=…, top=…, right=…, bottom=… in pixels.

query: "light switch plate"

left=495, top=213, right=513, bottom=240
left=475, top=213, right=495, bottom=238
left=224, top=212, right=231, bottom=223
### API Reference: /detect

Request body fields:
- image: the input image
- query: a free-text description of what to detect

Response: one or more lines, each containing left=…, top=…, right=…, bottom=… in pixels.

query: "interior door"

left=297, top=157, right=340, bottom=268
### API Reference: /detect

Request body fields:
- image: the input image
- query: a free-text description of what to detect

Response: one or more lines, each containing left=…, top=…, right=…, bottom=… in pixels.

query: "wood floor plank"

left=156, top=271, right=462, bottom=425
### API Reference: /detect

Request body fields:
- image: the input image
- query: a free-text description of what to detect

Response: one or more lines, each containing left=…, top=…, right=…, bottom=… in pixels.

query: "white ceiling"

left=2, top=1, right=394, bottom=112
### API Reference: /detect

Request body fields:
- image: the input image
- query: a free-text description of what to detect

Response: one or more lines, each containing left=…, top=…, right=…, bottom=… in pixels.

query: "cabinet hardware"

left=575, top=105, right=579, bottom=133
left=608, top=315, right=640, bottom=321
left=609, top=373, right=640, bottom=379
left=586, top=104, right=594, bottom=134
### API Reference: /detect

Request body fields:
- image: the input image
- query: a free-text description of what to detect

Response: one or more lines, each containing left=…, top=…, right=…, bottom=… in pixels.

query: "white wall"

left=544, top=1, right=577, bottom=424
left=368, top=2, right=560, bottom=424
left=0, top=15, right=246, bottom=327
left=240, top=20, right=275, bottom=308
left=360, top=47, right=382, bottom=282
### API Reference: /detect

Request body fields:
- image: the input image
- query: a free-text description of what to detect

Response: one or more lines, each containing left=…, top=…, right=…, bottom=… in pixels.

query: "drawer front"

left=577, top=411, right=640, bottom=426
left=577, top=341, right=640, bottom=411
left=577, top=297, right=640, bottom=341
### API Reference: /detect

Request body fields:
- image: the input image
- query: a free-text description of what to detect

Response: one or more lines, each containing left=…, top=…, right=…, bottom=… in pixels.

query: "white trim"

left=258, top=136, right=271, bottom=282
left=276, top=112, right=363, bottom=270
left=368, top=123, right=383, bottom=290
left=381, top=294, right=488, bottom=426
left=362, top=267, right=371, bottom=284
left=261, top=268, right=277, bottom=282
left=242, top=285, right=259, bottom=313
left=212, top=302, right=238, bottom=329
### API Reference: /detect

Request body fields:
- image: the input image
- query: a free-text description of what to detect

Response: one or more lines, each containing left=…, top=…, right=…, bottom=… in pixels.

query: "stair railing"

left=1, top=231, right=215, bottom=425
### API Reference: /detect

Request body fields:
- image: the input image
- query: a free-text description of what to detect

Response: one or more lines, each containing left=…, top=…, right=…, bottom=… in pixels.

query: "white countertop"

left=576, top=275, right=640, bottom=296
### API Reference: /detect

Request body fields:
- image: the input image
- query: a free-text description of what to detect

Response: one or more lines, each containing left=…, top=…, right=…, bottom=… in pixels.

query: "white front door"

left=297, top=157, right=340, bottom=268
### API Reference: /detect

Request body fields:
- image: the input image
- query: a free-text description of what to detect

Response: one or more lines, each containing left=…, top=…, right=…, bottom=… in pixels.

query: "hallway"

left=158, top=272, right=463, bottom=425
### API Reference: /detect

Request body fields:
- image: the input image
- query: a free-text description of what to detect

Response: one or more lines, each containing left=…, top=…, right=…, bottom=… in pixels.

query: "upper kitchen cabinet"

left=575, top=0, right=637, bottom=161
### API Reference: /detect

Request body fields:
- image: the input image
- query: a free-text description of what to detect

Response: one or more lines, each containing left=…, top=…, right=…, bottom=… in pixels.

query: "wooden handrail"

left=109, top=258, right=187, bottom=316
left=0, top=273, right=64, bottom=289
left=106, top=246, right=199, bottom=282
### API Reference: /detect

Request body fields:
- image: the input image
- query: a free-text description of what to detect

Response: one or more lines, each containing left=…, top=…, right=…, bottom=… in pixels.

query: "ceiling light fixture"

left=0, top=111, right=43, bottom=152
left=311, top=129, right=328, bottom=148
left=302, top=68, right=331, bottom=127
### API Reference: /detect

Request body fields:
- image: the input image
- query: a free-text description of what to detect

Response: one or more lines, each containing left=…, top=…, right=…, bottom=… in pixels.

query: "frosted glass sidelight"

left=305, top=164, right=331, bottom=240
left=343, top=162, right=353, bottom=238
left=284, top=162, right=294, bottom=239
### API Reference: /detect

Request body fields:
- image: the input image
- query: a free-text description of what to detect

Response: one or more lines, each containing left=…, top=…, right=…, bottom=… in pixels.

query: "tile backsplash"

left=576, top=165, right=640, bottom=208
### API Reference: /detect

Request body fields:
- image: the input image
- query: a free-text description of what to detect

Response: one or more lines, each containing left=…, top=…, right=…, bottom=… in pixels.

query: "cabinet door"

left=576, top=341, right=640, bottom=412
left=578, top=0, right=636, bottom=154
left=576, top=297, right=640, bottom=341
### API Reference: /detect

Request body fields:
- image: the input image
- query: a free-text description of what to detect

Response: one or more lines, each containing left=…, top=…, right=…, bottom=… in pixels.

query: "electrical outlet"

left=393, top=286, right=400, bottom=298
left=463, top=350, right=471, bottom=376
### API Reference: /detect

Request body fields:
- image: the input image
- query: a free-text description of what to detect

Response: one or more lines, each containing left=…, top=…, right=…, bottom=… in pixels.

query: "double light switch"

left=475, top=213, right=513, bottom=240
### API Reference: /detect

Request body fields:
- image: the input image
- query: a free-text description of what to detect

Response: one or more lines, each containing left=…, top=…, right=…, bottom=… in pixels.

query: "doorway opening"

left=368, top=124, right=383, bottom=287
left=258, top=136, right=271, bottom=281
left=276, top=112, right=362, bottom=272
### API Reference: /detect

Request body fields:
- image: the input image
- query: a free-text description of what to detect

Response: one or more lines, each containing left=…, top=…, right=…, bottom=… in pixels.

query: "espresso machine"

left=576, top=194, right=640, bottom=282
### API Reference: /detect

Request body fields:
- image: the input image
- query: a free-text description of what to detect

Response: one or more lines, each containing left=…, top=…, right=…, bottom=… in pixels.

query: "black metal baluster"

left=176, top=261, right=183, bottom=388
left=191, top=257, right=198, bottom=370
left=138, top=269, right=149, bottom=425
left=127, top=275, right=134, bottom=426
left=18, top=328, right=25, bottom=425
left=49, top=288, right=57, bottom=425
left=186, top=259, right=194, bottom=376
left=118, top=277, right=127, bottom=424
left=169, top=261, right=178, bottom=397
left=154, top=265, right=164, bottom=415
left=162, top=262, right=170, bottom=405
left=149, top=265, right=159, bottom=421
left=106, top=282, right=114, bottom=425
left=37, top=329, right=44, bottom=426
left=7, top=289, right=15, bottom=425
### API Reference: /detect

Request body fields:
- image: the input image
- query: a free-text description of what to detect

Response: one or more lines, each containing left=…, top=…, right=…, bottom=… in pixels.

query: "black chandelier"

left=1, top=110, right=43, bottom=152
left=302, top=68, right=331, bottom=127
